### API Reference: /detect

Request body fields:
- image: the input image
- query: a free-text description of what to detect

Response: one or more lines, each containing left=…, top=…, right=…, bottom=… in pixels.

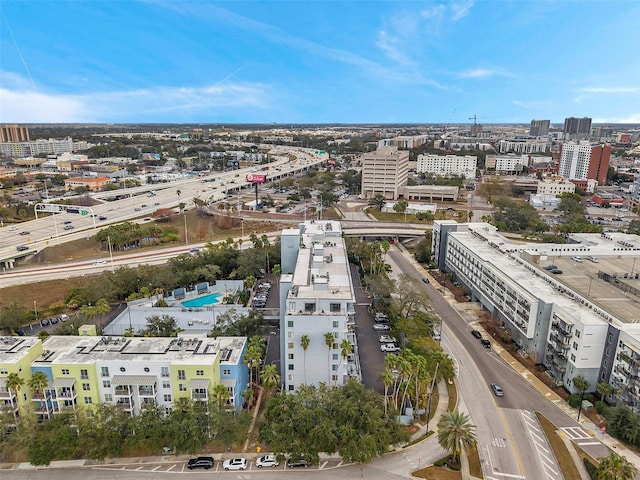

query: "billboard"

left=227, top=161, right=240, bottom=168
left=245, top=174, right=266, bottom=184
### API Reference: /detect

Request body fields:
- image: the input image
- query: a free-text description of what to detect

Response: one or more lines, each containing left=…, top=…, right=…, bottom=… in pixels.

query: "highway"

left=0, top=146, right=327, bottom=266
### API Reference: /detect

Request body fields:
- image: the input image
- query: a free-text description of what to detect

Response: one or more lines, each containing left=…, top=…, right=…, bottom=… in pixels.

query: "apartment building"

left=0, top=124, right=30, bottom=143
left=279, top=220, right=358, bottom=392
left=536, top=179, right=576, bottom=196
left=360, top=146, right=409, bottom=200
left=416, top=154, right=477, bottom=179
left=1, top=334, right=248, bottom=421
left=529, top=119, right=550, bottom=137
left=497, top=139, right=549, bottom=154
left=0, top=337, right=43, bottom=419
left=559, top=141, right=611, bottom=186
left=0, top=137, right=74, bottom=158
left=564, top=117, right=592, bottom=136
left=432, top=221, right=640, bottom=410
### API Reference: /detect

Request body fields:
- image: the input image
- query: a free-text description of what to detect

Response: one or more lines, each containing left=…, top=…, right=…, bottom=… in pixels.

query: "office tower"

left=563, top=117, right=592, bottom=135
left=559, top=141, right=611, bottom=185
left=360, top=146, right=409, bottom=200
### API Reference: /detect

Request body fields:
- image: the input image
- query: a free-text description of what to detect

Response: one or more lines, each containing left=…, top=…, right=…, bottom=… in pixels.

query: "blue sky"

left=1, top=1, right=639, bottom=124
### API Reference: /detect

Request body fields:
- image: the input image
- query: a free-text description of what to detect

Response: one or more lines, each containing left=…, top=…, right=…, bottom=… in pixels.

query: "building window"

left=332, top=353, right=339, bottom=361
left=570, top=354, right=576, bottom=362
left=288, top=320, right=294, bottom=328
left=83, top=383, right=90, bottom=391
left=177, top=370, right=186, bottom=380
left=332, top=364, right=338, bottom=371
left=330, top=303, right=340, bottom=313
left=288, top=364, right=294, bottom=370
left=573, top=342, right=578, bottom=350
left=179, top=384, right=186, bottom=392
left=164, top=394, right=172, bottom=402
left=288, top=385, right=294, bottom=391
left=332, top=321, right=339, bottom=328
left=103, top=380, right=111, bottom=388
left=288, top=354, right=294, bottom=360
left=288, top=342, right=294, bottom=349
left=80, top=369, right=89, bottom=379
left=84, top=397, right=92, bottom=405
left=288, top=331, right=294, bottom=339
left=332, top=342, right=338, bottom=349
left=61, top=369, right=69, bottom=375
left=223, top=369, right=231, bottom=375
left=575, top=330, right=581, bottom=338
left=196, top=370, right=204, bottom=376
left=104, top=394, right=113, bottom=402
left=101, top=367, right=109, bottom=377
left=162, top=382, right=170, bottom=389
left=161, top=367, right=170, bottom=377
left=331, top=375, right=338, bottom=382
left=304, top=303, right=315, bottom=312
left=0, top=369, right=7, bottom=375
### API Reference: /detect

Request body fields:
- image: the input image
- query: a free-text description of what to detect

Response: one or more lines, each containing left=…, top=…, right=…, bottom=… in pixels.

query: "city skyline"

left=1, top=1, right=639, bottom=124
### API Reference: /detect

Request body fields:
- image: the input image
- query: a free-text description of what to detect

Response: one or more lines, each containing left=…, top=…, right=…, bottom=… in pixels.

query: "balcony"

left=55, top=389, right=76, bottom=399
left=114, top=387, right=132, bottom=396
left=138, top=387, right=156, bottom=397
left=191, top=392, right=208, bottom=400
left=140, top=399, right=156, bottom=409
left=0, top=390, right=15, bottom=400
left=561, top=343, right=570, bottom=350
left=115, top=400, right=133, bottom=410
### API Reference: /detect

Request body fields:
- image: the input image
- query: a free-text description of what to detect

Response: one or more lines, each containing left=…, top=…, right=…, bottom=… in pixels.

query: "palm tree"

left=28, top=371, right=50, bottom=419
left=324, top=332, right=335, bottom=384
left=381, top=368, right=394, bottom=415
left=596, top=451, right=638, bottom=480
left=5, top=372, right=24, bottom=417
left=300, top=335, right=310, bottom=384
left=437, top=410, right=477, bottom=466
left=260, top=364, right=280, bottom=391
left=337, top=339, right=353, bottom=385
left=573, top=375, right=590, bottom=421
left=94, top=298, right=110, bottom=333
left=242, top=387, right=255, bottom=409
left=596, top=382, right=613, bottom=401
left=211, top=383, right=229, bottom=412
left=245, top=344, right=263, bottom=386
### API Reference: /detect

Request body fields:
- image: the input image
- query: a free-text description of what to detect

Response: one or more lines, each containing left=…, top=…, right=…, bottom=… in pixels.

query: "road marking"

left=560, top=426, right=593, bottom=440
left=166, top=465, right=176, bottom=471
left=492, top=437, right=506, bottom=448
left=577, top=441, right=600, bottom=446
left=487, top=472, right=526, bottom=479
left=319, top=460, right=328, bottom=469
left=151, top=466, right=161, bottom=471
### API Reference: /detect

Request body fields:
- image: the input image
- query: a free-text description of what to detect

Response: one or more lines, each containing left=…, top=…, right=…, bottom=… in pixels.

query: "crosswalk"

left=560, top=426, right=600, bottom=446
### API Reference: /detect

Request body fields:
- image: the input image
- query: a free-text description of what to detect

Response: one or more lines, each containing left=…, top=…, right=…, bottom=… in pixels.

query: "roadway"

left=0, top=146, right=328, bottom=266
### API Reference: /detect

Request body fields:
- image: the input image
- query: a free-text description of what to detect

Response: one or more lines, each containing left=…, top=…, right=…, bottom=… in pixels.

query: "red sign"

left=327, top=160, right=336, bottom=165
left=246, top=174, right=266, bottom=183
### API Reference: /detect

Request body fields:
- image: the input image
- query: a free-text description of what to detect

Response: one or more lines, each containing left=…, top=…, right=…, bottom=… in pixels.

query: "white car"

left=93, top=260, right=107, bottom=266
left=380, top=343, right=401, bottom=353
left=256, top=454, right=279, bottom=468
left=373, top=324, right=390, bottom=331
left=222, top=457, right=248, bottom=470
left=8, top=226, right=18, bottom=231
left=378, top=335, right=396, bottom=343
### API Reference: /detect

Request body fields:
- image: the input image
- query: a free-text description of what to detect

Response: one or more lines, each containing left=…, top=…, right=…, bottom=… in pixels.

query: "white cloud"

left=0, top=72, right=270, bottom=122
left=451, top=0, right=474, bottom=21
left=376, top=30, right=413, bottom=66
left=457, top=68, right=514, bottom=79
left=594, top=114, right=640, bottom=123
left=580, top=87, right=638, bottom=94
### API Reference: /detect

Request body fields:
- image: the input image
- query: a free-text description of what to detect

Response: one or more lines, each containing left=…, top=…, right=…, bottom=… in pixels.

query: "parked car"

left=40, top=318, right=50, bottom=327
left=543, top=265, right=558, bottom=271
left=374, top=315, right=390, bottom=324
left=471, top=330, right=482, bottom=339
left=49, top=317, right=59, bottom=324
left=380, top=343, right=401, bottom=353
left=373, top=324, right=390, bottom=331
left=63, top=220, right=72, bottom=224
left=491, top=383, right=504, bottom=397
left=187, top=456, right=214, bottom=470
left=286, top=458, right=310, bottom=468
left=480, top=339, right=491, bottom=348
left=223, top=457, right=248, bottom=471
left=378, top=335, right=396, bottom=343
left=59, top=314, right=69, bottom=322
left=422, top=277, right=430, bottom=284
left=256, top=454, right=279, bottom=468
left=587, top=256, right=599, bottom=263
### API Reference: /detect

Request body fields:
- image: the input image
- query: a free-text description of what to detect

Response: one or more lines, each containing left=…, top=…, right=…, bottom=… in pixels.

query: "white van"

left=587, top=256, right=599, bottom=263
left=571, top=256, right=583, bottom=262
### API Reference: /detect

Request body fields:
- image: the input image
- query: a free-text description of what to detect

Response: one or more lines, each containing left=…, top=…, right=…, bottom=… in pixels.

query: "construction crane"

left=469, top=115, right=485, bottom=136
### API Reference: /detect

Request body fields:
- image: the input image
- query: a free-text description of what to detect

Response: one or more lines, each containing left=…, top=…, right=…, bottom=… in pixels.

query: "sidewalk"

left=409, top=379, right=450, bottom=443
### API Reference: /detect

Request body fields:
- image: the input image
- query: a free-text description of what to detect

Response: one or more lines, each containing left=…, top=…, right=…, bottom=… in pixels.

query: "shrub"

left=595, top=401, right=608, bottom=415
left=434, top=455, right=450, bottom=467
left=583, top=457, right=598, bottom=480
left=568, top=394, right=581, bottom=408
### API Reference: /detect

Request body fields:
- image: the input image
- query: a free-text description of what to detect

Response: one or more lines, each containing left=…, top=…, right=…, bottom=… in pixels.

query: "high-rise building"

left=416, top=154, right=477, bottom=179
left=558, top=141, right=611, bottom=185
left=279, top=220, right=357, bottom=392
left=563, top=117, right=592, bottom=136
left=529, top=119, right=550, bottom=137
left=0, top=124, right=30, bottom=143
left=360, top=146, right=409, bottom=200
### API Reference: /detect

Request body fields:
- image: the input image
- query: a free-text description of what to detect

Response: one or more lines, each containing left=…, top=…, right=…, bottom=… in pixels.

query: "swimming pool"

left=181, top=292, right=222, bottom=308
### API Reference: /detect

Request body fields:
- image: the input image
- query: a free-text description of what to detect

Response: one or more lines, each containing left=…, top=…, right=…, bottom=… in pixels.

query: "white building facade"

left=360, top=146, right=409, bottom=200
left=416, top=154, right=477, bottom=179
left=279, top=221, right=357, bottom=392
left=559, top=141, right=593, bottom=180
left=536, top=180, right=576, bottom=196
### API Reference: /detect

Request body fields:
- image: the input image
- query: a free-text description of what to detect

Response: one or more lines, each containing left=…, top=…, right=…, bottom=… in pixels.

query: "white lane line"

left=576, top=441, right=600, bottom=446
left=166, top=465, right=176, bottom=471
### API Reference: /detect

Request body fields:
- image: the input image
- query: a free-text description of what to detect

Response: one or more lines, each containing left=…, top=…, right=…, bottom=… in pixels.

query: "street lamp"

left=34, top=300, right=38, bottom=324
